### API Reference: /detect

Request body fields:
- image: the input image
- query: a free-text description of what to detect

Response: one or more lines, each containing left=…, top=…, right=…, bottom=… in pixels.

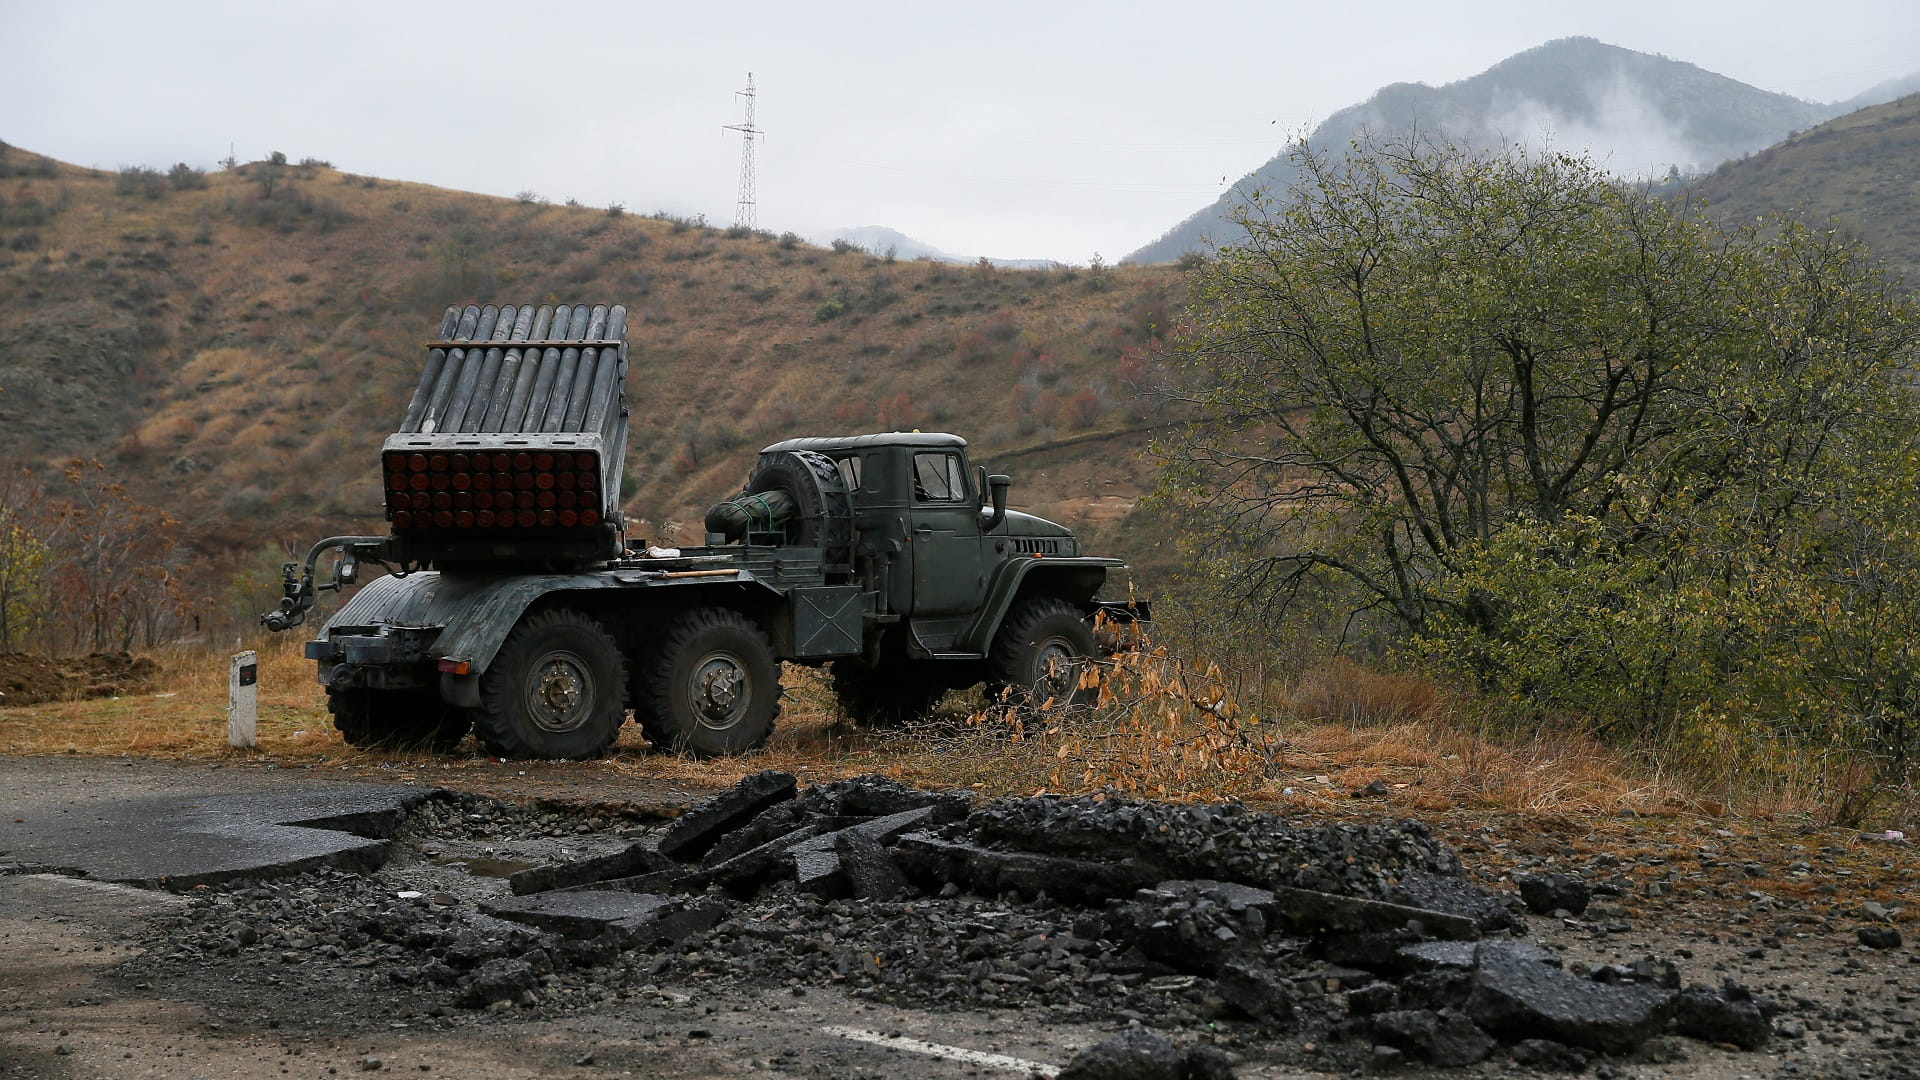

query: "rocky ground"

left=2, top=757, right=1916, bottom=1079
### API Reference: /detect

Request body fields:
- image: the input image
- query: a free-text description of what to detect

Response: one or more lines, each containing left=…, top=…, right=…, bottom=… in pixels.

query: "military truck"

left=264, top=301, right=1146, bottom=759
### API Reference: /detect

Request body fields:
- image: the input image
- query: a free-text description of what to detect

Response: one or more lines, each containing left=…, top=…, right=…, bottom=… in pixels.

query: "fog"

left=2, top=0, right=1915, bottom=263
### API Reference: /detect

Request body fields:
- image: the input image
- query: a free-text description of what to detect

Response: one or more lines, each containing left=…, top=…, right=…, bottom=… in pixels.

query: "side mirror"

left=980, top=473, right=1010, bottom=531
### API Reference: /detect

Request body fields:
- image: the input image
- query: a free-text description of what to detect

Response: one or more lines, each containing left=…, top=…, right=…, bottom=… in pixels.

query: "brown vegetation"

left=0, top=143, right=1179, bottom=646
left=4, top=632, right=1874, bottom=828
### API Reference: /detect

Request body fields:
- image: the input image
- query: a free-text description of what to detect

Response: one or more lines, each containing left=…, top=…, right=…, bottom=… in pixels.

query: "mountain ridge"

left=1126, top=36, right=1858, bottom=263
left=1687, top=91, right=1920, bottom=281
left=0, top=142, right=1179, bottom=620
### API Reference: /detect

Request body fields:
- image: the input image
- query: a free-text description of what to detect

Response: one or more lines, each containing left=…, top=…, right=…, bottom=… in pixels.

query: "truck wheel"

left=988, top=597, right=1098, bottom=710
left=830, top=660, right=947, bottom=727
left=328, top=687, right=471, bottom=752
left=474, top=609, right=626, bottom=760
left=645, top=608, right=780, bottom=758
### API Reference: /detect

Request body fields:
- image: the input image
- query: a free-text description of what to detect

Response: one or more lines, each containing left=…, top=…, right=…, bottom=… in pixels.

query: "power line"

left=786, top=149, right=1227, bottom=195
left=772, top=106, right=1286, bottom=150
left=723, top=73, right=761, bottom=229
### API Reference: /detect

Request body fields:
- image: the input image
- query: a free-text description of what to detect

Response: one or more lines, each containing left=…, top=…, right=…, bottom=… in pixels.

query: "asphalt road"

left=1, top=755, right=1910, bottom=1080
left=0, top=757, right=1199, bottom=1079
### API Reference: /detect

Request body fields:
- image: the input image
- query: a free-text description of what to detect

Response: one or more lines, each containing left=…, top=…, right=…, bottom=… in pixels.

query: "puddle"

left=432, top=856, right=538, bottom=878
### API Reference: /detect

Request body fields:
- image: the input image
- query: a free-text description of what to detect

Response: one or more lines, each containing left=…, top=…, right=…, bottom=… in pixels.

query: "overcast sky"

left=3, top=1, right=1915, bottom=263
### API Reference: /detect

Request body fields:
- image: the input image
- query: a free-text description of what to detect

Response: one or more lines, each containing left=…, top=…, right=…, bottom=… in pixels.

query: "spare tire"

left=742, top=449, right=854, bottom=572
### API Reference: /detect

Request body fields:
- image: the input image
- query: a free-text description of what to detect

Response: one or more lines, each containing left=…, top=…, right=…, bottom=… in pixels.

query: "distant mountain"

left=1838, top=73, right=1920, bottom=113
left=1127, top=37, right=1841, bottom=264
left=824, top=225, right=1058, bottom=270
left=1688, top=93, right=1920, bottom=281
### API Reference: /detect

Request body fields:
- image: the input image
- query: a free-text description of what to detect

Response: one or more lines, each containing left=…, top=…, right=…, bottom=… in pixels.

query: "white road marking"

left=822, top=1025, right=1061, bottom=1077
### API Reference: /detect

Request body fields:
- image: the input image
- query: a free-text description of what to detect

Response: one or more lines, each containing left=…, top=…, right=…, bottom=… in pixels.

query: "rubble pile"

left=132, top=772, right=1781, bottom=1072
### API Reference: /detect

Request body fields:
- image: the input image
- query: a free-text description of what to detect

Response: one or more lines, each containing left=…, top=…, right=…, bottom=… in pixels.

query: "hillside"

left=1687, top=93, right=1920, bottom=281
left=0, top=143, right=1181, bottom=623
left=1127, top=36, right=1838, bottom=264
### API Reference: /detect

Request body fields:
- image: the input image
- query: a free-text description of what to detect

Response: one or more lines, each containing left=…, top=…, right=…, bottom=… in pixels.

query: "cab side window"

left=912, top=452, right=966, bottom=503
left=834, top=455, right=862, bottom=492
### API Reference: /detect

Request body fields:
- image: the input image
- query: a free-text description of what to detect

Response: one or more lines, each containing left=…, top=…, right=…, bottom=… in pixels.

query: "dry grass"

left=0, top=635, right=334, bottom=758
left=0, top=638, right=1753, bottom=825
left=13, top=639, right=1915, bottom=927
left=9, top=629, right=1909, bottom=832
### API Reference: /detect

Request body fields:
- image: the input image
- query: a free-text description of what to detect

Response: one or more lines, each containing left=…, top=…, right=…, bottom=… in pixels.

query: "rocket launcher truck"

left=264, top=301, right=1146, bottom=758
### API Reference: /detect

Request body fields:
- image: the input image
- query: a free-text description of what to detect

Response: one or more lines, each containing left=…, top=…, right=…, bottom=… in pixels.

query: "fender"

left=958, top=556, right=1121, bottom=654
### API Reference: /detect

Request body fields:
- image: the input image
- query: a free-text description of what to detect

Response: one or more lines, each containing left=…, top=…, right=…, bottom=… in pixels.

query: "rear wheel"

left=474, top=609, right=626, bottom=760
left=644, top=608, right=780, bottom=758
left=830, top=659, right=948, bottom=727
left=988, top=597, right=1098, bottom=710
left=328, top=686, right=471, bottom=752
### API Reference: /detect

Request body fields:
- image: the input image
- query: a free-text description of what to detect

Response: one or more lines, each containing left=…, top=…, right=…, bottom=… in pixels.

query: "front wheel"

left=644, top=608, right=780, bottom=758
left=474, top=609, right=626, bottom=760
left=988, top=597, right=1098, bottom=710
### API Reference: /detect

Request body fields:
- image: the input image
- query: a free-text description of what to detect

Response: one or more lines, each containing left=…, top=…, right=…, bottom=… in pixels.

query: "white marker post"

left=228, top=650, right=258, bottom=749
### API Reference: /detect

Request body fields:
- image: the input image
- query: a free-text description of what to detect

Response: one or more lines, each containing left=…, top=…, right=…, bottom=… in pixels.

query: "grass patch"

left=5, top=636, right=1853, bottom=827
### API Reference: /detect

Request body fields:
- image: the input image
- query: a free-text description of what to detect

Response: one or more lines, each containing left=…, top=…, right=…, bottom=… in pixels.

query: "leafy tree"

left=46, top=460, right=183, bottom=653
left=430, top=223, right=495, bottom=297
left=254, top=152, right=286, bottom=198
left=0, top=470, right=52, bottom=652
left=1158, top=138, right=1920, bottom=779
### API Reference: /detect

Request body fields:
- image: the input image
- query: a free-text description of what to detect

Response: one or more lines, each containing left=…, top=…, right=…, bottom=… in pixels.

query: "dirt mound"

left=0, top=652, right=158, bottom=707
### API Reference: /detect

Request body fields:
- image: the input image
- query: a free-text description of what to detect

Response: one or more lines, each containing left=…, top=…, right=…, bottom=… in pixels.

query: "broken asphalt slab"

left=507, top=840, right=677, bottom=895
left=0, top=784, right=439, bottom=889
left=653, top=769, right=796, bottom=861
left=479, top=889, right=726, bottom=948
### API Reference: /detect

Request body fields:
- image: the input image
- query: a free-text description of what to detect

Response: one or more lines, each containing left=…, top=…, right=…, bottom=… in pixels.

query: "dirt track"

left=2, top=755, right=1917, bottom=1079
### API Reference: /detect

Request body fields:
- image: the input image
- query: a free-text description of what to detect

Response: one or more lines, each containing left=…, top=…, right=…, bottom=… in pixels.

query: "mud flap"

left=441, top=671, right=481, bottom=708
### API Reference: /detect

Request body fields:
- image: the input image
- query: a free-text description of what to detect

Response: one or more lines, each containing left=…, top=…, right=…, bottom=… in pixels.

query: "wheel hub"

left=1034, top=640, right=1080, bottom=702
left=690, top=653, right=749, bottom=729
left=525, top=652, right=592, bottom=733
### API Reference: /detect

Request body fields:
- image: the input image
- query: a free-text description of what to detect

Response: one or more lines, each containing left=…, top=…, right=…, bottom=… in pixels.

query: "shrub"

left=876, top=392, right=918, bottom=431
left=1117, top=290, right=1173, bottom=344
left=168, top=162, right=208, bottom=190
left=953, top=329, right=993, bottom=364
left=4, top=187, right=52, bottom=227
left=1063, top=387, right=1101, bottom=429
left=115, top=165, right=165, bottom=199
